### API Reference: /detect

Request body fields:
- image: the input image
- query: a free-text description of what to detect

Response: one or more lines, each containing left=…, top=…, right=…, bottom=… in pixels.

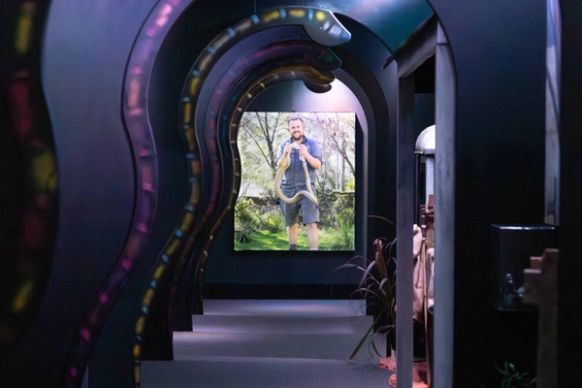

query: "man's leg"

left=288, top=223, right=298, bottom=249
left=306, top=222, right=319, bottom=250
left=300, top=196, right=319, bottom=250
left=282, top=201, right=299, bottom=250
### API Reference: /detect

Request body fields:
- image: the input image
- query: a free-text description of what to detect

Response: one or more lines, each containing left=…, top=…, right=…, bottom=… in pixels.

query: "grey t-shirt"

left=277, top=136, right=322, bottom=196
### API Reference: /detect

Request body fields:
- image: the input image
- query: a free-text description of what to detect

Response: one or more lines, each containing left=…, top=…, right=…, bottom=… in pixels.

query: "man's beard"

left=292, top=132, right=303, bottom=140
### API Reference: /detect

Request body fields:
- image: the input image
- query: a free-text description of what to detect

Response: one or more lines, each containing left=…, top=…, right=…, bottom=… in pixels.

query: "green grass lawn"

left=234, top=226, right=354, bottom=251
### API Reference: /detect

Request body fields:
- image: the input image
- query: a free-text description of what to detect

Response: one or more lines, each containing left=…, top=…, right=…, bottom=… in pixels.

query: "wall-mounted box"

left=491, top=224, right=557, bottom=311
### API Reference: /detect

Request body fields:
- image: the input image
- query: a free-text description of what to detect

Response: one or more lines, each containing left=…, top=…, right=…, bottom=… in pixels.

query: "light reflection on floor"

left=202, top=298, right=367, bottom=317
left=142, top=299, right=390, bottom=387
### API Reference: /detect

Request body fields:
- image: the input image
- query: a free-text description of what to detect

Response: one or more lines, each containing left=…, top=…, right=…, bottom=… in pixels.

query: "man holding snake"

left=276, top=116, right=322, bottom=250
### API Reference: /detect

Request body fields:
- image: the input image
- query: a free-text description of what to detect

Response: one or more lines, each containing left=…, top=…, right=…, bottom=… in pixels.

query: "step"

left=191, top=314, right=372, bottom=335
left=141, top=300, right=388, bottom=387
left=173, top=330, right=386, bottom=362
left=142, top=357, right=388, bottom=388
left=202, top=299, right=367, bottom=318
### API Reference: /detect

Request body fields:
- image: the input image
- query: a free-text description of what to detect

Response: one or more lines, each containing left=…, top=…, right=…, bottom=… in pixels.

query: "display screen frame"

left=234, top=111, right=357, bottom=252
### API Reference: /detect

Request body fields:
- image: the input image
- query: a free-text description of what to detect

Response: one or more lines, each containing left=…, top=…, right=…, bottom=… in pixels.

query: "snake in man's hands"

left=274, top=150, right=318, bottom=206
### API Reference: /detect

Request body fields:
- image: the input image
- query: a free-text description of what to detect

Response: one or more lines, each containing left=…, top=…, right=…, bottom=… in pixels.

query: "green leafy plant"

left=259, top=211, right=285, bottom=233
left=329, top=193, right=355, bottom=249
left=336, top=232, right=397, bottom=358
left=326, top=213, right=355, bottom=250
left=496, top=362, right=536, bottom=388
left=234, top=198, right=261, bottom=243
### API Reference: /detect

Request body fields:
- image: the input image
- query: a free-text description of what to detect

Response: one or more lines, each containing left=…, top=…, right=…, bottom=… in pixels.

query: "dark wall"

left=203, top=80, right=363, bottom=296
left=203, top=16, right=399, bottom=299
left=1, top=0, right=566, bottom=386
left=414, top=93, right=435, bottom=136
left=428, top=0, right=546, bottom=385
left=0, top=1, right=157, bottom=386
left=202, top=82, right=366, bottom=295
left=558, top=2, right=582, bottom=387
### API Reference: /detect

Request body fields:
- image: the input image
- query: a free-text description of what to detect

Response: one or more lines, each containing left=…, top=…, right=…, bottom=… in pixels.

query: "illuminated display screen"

left=235, top=111, right=356, bottom=251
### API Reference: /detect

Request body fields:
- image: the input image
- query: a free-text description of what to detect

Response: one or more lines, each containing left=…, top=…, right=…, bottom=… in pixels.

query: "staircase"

left=141, top=299, right=389, bottom=387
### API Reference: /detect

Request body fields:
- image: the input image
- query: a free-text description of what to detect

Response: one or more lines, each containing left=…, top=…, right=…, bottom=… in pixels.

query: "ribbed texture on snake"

left=275, top=152, right=318, bottom=205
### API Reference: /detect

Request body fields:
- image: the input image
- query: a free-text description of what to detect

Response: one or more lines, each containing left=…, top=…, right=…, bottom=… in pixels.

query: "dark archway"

left=2, top=1, right=566, bottom=387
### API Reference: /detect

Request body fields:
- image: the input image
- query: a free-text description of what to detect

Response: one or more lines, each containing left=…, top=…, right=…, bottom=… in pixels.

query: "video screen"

left=234, top=111, right=356, bottom=251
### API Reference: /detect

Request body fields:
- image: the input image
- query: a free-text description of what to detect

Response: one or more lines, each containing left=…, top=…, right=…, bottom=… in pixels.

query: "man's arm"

left=298, top=141, right=321, bottom=169
left=301, top=149, right=321, bottom=169
left=276, top=142, right=292, bottom=167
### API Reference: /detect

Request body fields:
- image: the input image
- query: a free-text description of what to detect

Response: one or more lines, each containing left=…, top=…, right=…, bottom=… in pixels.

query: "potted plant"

left=336, top=223, right=397, bottom=360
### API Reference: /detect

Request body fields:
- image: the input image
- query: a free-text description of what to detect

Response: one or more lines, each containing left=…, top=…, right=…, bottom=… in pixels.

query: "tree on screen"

left=235, top=111, right=356, bottom=250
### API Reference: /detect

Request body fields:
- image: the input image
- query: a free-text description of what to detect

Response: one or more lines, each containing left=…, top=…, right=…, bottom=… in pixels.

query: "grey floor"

left=142, top=299, right=391, bottom=388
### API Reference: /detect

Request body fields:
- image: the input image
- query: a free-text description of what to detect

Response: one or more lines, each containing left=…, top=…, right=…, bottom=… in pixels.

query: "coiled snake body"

left=275, top=151, right=318, bottom=206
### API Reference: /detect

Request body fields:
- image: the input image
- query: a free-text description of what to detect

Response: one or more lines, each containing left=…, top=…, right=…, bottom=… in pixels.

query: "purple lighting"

left=64, top=1, right=191, bottom=387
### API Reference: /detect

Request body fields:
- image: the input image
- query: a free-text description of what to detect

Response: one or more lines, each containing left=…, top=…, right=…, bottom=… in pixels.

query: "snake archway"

left=131, top=6, right=351, bottom=385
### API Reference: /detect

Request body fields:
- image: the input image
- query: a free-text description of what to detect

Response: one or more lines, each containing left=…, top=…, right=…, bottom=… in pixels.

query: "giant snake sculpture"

left=275, top=148, right=319, bottom=206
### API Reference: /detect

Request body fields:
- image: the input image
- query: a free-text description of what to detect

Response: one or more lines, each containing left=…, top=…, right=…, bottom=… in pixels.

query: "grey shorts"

left=280, top=196, right=319, bottom=226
